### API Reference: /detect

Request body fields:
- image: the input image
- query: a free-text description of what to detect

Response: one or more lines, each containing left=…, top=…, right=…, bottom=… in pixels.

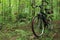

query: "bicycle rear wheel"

left=48, top=19, right=54, bottom=30
left=32, top=16, right=44, bottom=37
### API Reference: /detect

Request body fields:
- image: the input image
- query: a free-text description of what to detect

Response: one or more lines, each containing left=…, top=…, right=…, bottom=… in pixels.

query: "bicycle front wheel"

left=32, top=16, right=44, bottom=37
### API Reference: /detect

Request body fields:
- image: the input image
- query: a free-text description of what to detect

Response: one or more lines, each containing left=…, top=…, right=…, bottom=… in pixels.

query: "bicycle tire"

left=31, top=16, right=44, bottom=37
left=48, top=18, right=54, bottom=30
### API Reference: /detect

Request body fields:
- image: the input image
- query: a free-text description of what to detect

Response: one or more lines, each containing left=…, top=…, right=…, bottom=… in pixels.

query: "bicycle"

left=31, top=0, right=54, bottom=37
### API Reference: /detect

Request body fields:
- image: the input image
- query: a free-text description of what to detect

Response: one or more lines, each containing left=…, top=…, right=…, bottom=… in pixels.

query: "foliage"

left=0, top=0, right=60, bottom=40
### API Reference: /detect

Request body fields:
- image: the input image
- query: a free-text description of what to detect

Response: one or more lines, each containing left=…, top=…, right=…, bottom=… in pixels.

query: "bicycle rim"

left=32, top=16, right=44, bottom=37
left=48, top=19, right=54, bottom=30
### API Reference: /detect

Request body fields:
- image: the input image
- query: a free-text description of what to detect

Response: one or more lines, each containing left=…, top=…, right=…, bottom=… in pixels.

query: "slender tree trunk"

left=31, top=0, right=35, bottom=17
left=18, top=0, right=20, bottom=14
left=8, top=0, right=12, bottom=22
left=9, top=0, right=11, bottom=15
left=2, top=0, right=5, bottom=23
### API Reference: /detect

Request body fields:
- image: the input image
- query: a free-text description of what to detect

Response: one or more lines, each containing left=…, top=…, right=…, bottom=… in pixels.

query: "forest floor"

left=0, top=20, right=60, bottom=40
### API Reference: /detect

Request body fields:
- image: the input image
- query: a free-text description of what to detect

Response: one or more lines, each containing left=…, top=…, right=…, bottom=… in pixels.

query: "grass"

left=0, top=21, right=60, bottom=40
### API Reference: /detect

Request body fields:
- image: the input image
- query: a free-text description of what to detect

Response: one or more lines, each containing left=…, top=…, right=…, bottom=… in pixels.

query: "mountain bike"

left=31, top=0, right=54, bottom=37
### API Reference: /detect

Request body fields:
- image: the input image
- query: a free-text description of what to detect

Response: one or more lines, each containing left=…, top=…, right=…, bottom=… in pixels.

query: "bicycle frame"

left=31, top=0, right=54, bottom=37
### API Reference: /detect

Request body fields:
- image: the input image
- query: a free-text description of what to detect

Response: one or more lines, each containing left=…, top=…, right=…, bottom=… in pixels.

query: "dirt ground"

left=18, top=20, right=60, bottom=40
left=53, top=21, right=60, bottom=40
left=0, top=20, right=60, bottom=40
